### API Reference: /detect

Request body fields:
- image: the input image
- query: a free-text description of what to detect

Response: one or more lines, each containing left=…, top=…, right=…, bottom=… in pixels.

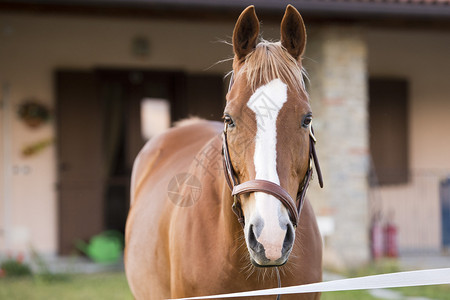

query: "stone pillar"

left=304, top=26, right=370, bottom=268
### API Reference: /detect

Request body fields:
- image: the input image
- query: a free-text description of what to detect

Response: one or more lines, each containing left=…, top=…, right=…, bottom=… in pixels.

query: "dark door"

left=185, top=74, right=225, bottom=120
left=56, top=71, right=104, bottom=254
left=369, top=78, right=409, bottom=186
left=96, top=69, right=187, bottom=233
left=56, top=68, right=223, bottom=254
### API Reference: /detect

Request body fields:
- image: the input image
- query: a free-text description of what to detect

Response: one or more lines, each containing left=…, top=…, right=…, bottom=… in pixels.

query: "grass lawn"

left=321, top=290, right=378, bottom=299
left=0, top=272, right=382, bottom=300
left=0, top=269, right=448, bottom=299
left=0, top=272, right=133, bottom=300
left=394, top=284, right=450, bottom=300
left=0, top=272, right=378, bottom=300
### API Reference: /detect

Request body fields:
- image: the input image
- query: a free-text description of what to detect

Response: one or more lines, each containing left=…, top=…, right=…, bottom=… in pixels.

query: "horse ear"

left=233, top=5, right=260, bottom=60
left=280, top=5, right=307, bottom=60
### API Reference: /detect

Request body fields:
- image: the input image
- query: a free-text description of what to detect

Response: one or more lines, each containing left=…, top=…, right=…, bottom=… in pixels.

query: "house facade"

left=1, top=0, right=450, bottom=268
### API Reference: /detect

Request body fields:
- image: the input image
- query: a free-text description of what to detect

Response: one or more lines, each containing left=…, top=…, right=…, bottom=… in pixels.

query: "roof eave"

left=1, top=0, right=450, bottom=21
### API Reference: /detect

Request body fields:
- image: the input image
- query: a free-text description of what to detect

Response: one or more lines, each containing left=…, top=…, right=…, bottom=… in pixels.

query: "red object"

left=384, top=222, right=398, bottom=257
left=17, top=253, right=24, bottom=264
left=0, top=268, right=5, bottom=278
left=370, top=218, right=384, bottom=259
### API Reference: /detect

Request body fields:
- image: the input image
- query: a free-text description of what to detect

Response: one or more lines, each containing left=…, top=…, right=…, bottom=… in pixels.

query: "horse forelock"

left=237, top=40, right=308, bottom=97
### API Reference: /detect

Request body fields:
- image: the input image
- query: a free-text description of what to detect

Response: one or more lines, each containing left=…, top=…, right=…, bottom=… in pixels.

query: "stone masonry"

left=304, top=26, right=370, bottom=268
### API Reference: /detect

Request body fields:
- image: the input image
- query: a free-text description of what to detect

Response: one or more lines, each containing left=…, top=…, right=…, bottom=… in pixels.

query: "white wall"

left=0, top=12, right=295, bottom=256
left=0, top=12, right=239, bottom=255
left=3, top=11, right=448, bottom=257
left=367, top=28, right=450, bottom=252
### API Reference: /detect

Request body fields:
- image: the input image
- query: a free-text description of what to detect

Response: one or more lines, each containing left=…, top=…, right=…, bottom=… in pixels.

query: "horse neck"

left=194, top=134, right=244, bottom=244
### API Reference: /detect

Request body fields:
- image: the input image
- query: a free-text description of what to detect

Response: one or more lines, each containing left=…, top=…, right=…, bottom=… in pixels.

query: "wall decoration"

left=22, top=138, right=53, bottom=157
left=17, top=100, right=51, bottom=129
left=132, top=36, right=150, bottom=59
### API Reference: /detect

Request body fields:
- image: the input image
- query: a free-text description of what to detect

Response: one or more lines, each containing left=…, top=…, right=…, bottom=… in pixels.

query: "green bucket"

left=76, top=231, right=123, bottom=264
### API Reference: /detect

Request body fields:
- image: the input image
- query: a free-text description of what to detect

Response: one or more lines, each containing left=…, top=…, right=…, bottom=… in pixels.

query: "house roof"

left=1, top=0, right=450, bottom=21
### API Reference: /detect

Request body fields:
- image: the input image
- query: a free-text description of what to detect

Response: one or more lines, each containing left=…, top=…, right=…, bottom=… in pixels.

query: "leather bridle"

left=222, top=73, right=323, bottom=228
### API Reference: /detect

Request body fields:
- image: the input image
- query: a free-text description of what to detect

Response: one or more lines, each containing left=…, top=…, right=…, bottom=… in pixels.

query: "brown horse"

left=125, top=5, right=322, bottom=300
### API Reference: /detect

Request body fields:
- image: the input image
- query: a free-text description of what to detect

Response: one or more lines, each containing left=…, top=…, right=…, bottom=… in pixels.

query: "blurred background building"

left=1, top=0, right=450, bottom=268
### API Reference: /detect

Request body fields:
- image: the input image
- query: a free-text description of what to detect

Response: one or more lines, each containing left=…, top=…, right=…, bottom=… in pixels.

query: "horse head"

left=224, top=5, right=314, bottom=267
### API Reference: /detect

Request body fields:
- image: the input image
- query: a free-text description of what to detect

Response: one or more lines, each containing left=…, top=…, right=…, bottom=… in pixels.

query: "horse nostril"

left=282, top=223, right=295, bottom=253
left=248, top=224, right=258, bottom=250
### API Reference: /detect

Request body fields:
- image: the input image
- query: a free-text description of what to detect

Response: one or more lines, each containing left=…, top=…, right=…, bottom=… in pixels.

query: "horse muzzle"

left=245, top=217, right=295, bottom=267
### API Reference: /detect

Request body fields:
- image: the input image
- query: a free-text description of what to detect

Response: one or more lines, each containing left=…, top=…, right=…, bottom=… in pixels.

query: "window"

left=369, top=78, right=409, bottom=186
left=140, top=98, right=171, bottom=140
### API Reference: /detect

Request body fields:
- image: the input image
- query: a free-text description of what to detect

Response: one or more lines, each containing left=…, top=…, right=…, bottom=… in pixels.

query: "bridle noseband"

left=222, top=122, right=323, bottom=228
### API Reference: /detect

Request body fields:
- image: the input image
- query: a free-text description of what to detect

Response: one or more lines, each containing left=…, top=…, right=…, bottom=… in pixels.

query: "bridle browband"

left=222, top=73, right=323, bottom=228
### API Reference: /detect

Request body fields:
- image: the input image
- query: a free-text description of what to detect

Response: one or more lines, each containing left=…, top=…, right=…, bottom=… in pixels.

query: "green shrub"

left=0, top=259, right=32, bottom=277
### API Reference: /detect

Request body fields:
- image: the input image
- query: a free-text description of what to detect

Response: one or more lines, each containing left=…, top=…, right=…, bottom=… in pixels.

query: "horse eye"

left=302, top=114, right=312, bottom=128
left=223, top=115, right=235, bottom=127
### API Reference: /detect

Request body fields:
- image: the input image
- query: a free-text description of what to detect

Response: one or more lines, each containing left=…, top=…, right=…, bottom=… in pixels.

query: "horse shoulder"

left=130, top=138, right=162, bottom=206
left=126, top=120, right=223, bottom=298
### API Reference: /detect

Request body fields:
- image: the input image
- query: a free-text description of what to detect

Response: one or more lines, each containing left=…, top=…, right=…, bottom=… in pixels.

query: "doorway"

left=56, top=68, right=224, bottom=254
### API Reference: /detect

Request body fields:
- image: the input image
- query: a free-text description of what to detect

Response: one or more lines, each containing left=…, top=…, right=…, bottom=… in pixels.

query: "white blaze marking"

left=247, top=79, right=288, bottom=261
left=247, top=79, right=287, bottom=183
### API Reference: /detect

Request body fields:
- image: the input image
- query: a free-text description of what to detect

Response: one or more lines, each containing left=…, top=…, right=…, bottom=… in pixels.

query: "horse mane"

left=239, top=39, right=308, bottom=95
